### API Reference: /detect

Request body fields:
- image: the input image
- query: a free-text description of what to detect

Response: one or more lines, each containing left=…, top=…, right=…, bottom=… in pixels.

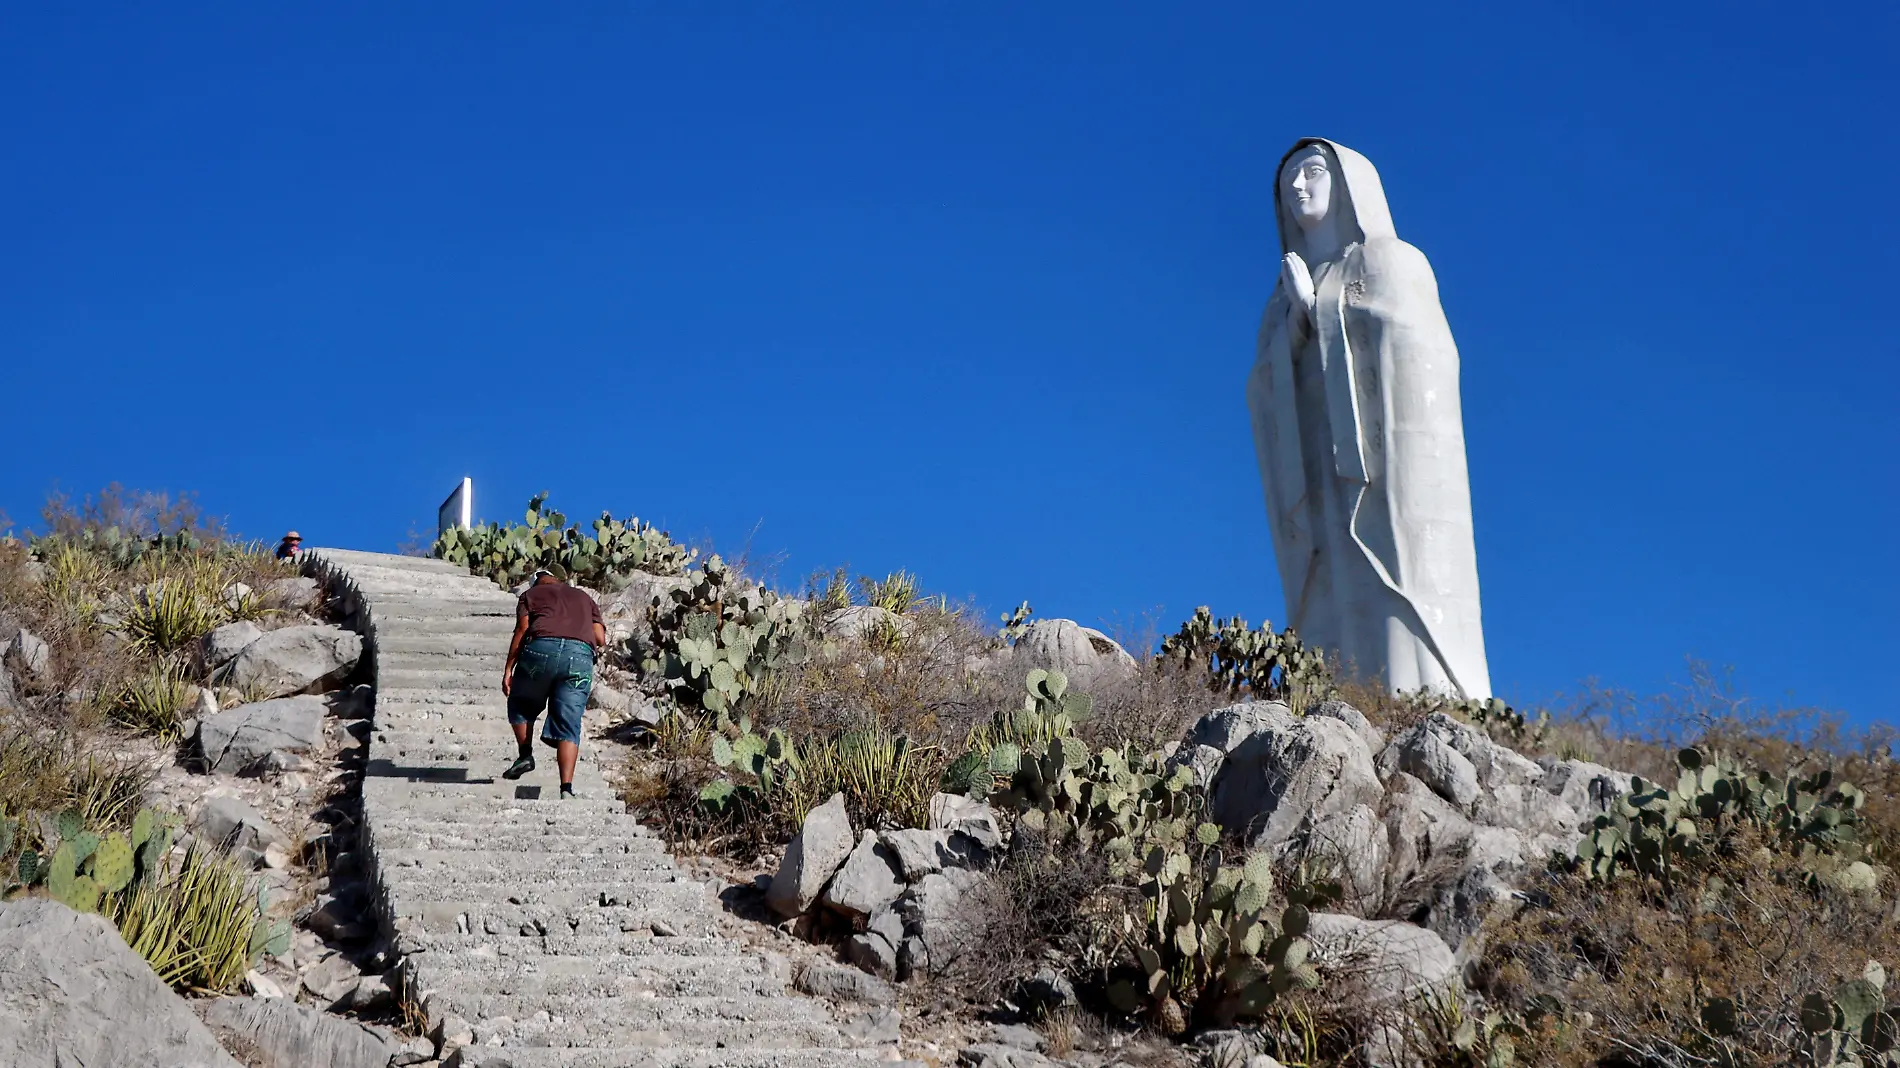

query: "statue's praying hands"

left=1281, top=251, right=1316, bottom=339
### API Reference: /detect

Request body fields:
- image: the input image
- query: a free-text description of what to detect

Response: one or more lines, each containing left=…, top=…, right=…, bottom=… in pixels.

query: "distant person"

left=501, top=564, right=604, bottom=797
left=274, top=531, right=303, bottom=560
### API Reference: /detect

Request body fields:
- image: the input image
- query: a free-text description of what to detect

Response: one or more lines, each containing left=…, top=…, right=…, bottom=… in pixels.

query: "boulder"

left=199, top=621, right=264, bottom=670
left=899, top=867, right=983, bottom=972
left=197, top=695, right=326, bottom=774
left=1282, top=803, right=1387, bottom=905
left=202, top=996, right=399, bottom=1068
left=191, top=795, right=290, bottom=860
left=880, top=827, right=987, bottom=880
left=767, top=793, right=854, bottom=917
left=844, top=931, right=900, bottom=981
left=223, top=625, right=361, bottom=699
left=1303, top=912, right=1457, bottom=1007
left=0, top=664, right=17, bottom=711
left=1207, top=707, right=1382, bottom=849
left=4, top=629, right=49, bottom=684
left=1378, top=722, right=1480, bottom=808
left=265, top=576, right=319, bottom=608
left=821, top=830, right=906, bottom=920
left=0, top=898, right=242, bottom=1067
left=797, top=957, right=897, bottom=1004
left=599, top=570, right=695, bottom=622
left=1186, top=701, right=1295, bottom=754
left=1011, top=618, right=1137, bottom=687
left=1540, top=757, right=1632, bottom=815
left=926, top=792, right=1003, bottom=850
left=1380, top=772, right=1477, bottom=899
left=1307, top=699, right=1384, bottom=754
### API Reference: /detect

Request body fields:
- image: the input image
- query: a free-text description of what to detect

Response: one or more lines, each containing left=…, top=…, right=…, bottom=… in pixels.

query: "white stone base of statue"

left=1247, top=138, right=1492, bottom=699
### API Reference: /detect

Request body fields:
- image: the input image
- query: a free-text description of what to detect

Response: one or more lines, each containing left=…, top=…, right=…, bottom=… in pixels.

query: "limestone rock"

left=198, top=695, right=325, bottom=773
left=926, top=792, right=1003, bottom=850
left=1283, top=803, right=1386, bottom=904
left=1307, top=698, right=1384, bottom=754
left=265, top=575, right=319, bottom=608
left=900, top=867, right=983, bottom=971
left=1011, top=618, right=1137, bottom=687
left=1207, top=706, right=1382, bottom=849
left=1380, top=772, right=1477, bottom=899
left=844, top=931, right=900, bottom=981
left=1540, top=757, right=1632, bottom=815
left=224, top=624, right=362, bottom=699
left=1186, top=701, right=1295, bottom=754
left=0, top=664, right=17, bottom=711
left=0, top=898, right=242, bottom=1068
left=200, top=621, right=265, bottom=670
left=840, top=1006, right=901, bottom=1045
left=880, top=827, right=986, bottom=880
left=822, top=830, right=906, bottom=920
left=797, top=957, right=897, bottom=1004
left=1304, top=912, right=1457, bottom=1006
left=192, top=795, right=289, bottom=859
left=767, top=792, right=854, bottom=917
left=203, top=995, right=400, bottom=1068
left=1378, top=721, right=1480, bottom=808
left=4, top=629, right=49, bottom=684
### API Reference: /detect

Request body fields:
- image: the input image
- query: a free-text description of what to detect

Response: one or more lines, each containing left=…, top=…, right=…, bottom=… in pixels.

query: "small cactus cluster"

left=1402, top=691, right=1546, bottom=748
left=638, top=556, right=814, bottom=716
left=1161, top=607, right=1332, bottom=713
left=1105, top=841, right=1325, bottom=1035
left=997, top=600, right=1034, bottom=645
left=6, top=805, right=175, bottom=912
left=435, top=492, right=694, bottom=591
left=1579, top=746, right=1872, bottom=887
left=986, top=735, right=1202, bottom=876
left=29, top=527, right=203, bottom=571
left=1691, top=961, right=1900, bottom=1066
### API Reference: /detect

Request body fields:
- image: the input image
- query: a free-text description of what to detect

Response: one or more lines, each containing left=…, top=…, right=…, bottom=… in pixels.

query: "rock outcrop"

left=0, top=898, right=242, bottom=1068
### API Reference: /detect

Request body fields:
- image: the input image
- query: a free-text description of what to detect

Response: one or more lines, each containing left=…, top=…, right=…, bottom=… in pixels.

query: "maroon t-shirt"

left=519, top=583, right=602, bottom=646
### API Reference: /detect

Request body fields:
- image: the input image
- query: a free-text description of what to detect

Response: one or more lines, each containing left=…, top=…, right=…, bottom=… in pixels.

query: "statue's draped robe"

left=1247, top=138, right=1492, bottom=699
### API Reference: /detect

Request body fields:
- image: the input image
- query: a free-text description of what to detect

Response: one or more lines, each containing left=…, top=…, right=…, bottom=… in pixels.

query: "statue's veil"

left=1272, top=138, right=1397, bottom=259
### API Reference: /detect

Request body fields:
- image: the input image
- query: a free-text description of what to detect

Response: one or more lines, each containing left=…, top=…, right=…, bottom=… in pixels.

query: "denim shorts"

left=507, top=637, right=593, bottom=745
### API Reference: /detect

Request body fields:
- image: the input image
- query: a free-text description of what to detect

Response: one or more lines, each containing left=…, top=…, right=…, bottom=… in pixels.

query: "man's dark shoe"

left=560, top=783, right=575, bottom=799
left=502, top=755, right=536, bottom=780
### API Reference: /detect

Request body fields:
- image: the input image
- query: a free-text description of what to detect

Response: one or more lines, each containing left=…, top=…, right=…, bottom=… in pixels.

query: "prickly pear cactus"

left=92, top=833, right=134, bottom=894
left=639, top=556, right=813, bottom=716
left=435, top=492, right=695, bottom=591
left=1162, top=607, right=1332, bottom=713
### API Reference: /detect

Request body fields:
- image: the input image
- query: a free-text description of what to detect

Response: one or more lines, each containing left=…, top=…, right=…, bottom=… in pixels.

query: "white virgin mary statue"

left=1247, top=138, right=1493, bottom=699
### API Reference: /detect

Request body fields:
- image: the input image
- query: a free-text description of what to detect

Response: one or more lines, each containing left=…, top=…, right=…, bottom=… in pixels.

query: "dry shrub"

left=932, top=829, right=1112, bottom=1004
left=0, top=715, right=150, bottom=831
left=1473, top=824, right=1900, bottom=1067
left=755, top=602, right=1010, bottom=750
left=1082, top=655, right=1226, bottom=752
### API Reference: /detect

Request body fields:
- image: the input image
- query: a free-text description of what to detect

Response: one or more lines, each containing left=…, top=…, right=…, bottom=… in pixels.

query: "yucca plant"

left=109, top=844, right=284, bottom=991
left=859, top=570, right=922, bottom=614
left=110, top=659, right=194, bottom=737
left=784, top=726, right=942, bottom=829
left=121, top=579, right=222, bottom=656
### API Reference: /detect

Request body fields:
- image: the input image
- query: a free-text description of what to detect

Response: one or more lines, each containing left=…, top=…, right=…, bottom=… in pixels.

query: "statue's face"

left=1282, top=146, right=1333, bottom=230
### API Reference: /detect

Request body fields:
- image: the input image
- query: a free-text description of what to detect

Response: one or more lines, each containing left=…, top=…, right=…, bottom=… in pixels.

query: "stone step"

left=361, top=766, right=612, bottom=792
left=381, top=875, right=710, bottom=909
left=377, top=635, right=513, bottom=656
left=445, top=1049, right=886, bottom=1068
left=374, top=687, right=506, bottom=706
left=411, top=958, right=783, bottom=1002
left=371, top=828, right=658, bottom=856
left=389, top=903, right=716, bottom=941
left=378, top=847, right=673, bottom=874
left=309, top=549, right=470, bottom=576
left=370, top=616, right=515, bottom=633
left=367, top=810, right=656, bottom=837
left=361, top=793, right=628, bottom=819
left=381, top=669, right=505, bottom=691
left=378, top=654, right=509, bottom=673
left=367, top=742, right=605, bottom=770
left=459, top=1014, right=850, bottom=1054
left=401, top=933, right=753, bottom=961
left=435, top=991, right=839, bottom=1033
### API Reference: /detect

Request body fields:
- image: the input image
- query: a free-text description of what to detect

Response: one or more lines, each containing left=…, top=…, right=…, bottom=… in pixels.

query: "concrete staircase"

left=308, top=549, right=882, bottom=1067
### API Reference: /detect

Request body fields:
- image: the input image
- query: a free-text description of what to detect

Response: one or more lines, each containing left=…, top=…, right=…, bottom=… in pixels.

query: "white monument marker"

left=1248, top=138, right=1493, bottom=699
left=437, top=477, right=473, bottom=538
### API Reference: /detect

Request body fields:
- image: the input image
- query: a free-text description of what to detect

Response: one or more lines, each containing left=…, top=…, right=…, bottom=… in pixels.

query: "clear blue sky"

left=3, top=5, right=1895, bottom=721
